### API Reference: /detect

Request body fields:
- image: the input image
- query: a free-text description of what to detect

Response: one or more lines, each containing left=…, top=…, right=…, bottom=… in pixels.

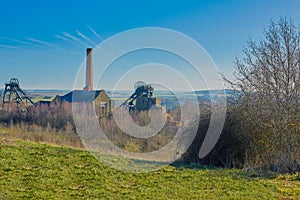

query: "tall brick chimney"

left=84, top=48, right=93, bottom=91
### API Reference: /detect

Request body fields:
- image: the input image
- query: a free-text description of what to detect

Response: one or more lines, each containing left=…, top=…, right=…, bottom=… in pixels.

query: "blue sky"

left=0, top=0, right=300, bottom=90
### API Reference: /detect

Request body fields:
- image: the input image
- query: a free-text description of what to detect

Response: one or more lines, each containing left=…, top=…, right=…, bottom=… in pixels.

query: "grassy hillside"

left=0, top=139, right=299, bottom=200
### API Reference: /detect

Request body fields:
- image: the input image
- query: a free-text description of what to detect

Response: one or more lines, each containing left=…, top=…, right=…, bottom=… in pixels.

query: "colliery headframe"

left=1, top=78, right=33, bottom=111
left=120, top=81, right=161, bottom=112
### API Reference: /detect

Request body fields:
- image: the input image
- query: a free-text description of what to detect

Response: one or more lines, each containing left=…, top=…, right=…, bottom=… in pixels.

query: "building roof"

left=58, top=90, right=103, bottom=103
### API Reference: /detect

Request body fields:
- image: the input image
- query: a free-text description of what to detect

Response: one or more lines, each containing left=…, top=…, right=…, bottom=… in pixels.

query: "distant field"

left=0, top=140, right=299, bottom=199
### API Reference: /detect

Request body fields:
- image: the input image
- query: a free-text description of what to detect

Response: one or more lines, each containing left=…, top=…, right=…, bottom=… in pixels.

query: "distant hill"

left=0, top=89, right=237, bottom=109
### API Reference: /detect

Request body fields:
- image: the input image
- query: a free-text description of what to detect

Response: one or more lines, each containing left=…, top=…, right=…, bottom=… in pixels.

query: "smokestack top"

left=84, top=48, right=93, bottom=91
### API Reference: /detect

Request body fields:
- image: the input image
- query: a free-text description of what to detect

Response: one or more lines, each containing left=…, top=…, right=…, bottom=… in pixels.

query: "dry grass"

left=0, top=124, right=84, bottom=149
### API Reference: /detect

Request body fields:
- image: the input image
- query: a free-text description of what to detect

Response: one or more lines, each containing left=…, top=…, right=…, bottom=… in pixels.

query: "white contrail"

left=55, top=34, right=83, bottom=49
left=0, top=36, right=42, bottom=47
left=55, top=35, right=73, bottom=42
left=87, top=24, right=125, bottom=53
left=87, top=24, right=104, bottom=41
left=62, top=32, right=89, bottom=47
left=85, top=25, right=115, bottom=56
left=0, top=44, right=19, bottom=49
left=26, top=37, right=57, bottom=47
left=76, top=30, right=97, bottom=46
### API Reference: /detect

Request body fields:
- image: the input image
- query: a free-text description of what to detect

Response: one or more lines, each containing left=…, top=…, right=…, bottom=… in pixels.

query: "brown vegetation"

left=222, top=17, right=300, bottom=173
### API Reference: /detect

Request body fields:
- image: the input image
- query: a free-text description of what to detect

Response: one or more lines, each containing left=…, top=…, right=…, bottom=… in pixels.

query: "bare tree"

left=227, top=18, right=300, bottom=172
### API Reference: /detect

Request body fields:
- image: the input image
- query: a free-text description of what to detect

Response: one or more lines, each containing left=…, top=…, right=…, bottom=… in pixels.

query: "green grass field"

left=0, top=139, right=299, bottom=200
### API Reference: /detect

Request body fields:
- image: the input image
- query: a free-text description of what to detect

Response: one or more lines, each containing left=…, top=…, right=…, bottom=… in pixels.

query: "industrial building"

left=54, top=48, right=111, bottom=118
